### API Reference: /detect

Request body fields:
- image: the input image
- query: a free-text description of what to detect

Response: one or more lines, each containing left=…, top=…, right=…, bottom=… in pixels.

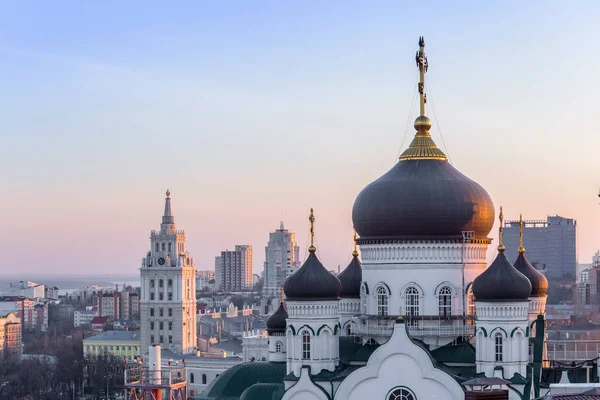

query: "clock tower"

left=140, top=190, right=197, bottom=354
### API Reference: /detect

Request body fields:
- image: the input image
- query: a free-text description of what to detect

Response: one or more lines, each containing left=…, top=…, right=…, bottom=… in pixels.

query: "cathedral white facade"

left=140, top=190, right=197, bottom=354
left=195, top=38, right=551, bottom=400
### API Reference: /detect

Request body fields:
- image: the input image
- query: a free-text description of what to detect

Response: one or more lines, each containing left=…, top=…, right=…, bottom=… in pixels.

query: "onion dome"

left=283, top=208, right=341, bottom=300
left=266, top=302, right=288, bottom=335
left=472, top=207, right=532, bottom=302
left=338, top=232, right=362, bottom=298
left=513, top=214, right=548, bottom=297
left=352, top=38, right=494, bottom=240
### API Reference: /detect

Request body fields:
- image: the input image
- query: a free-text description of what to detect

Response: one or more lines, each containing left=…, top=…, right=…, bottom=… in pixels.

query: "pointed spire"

left=280, top=221, right=285, bottom=230
left=518, top=214, right=526, bottom=254
left=308, top=208, right=316, bottom=253
left=162, top=189, right=175, bottom=225
left=352, top=228, right=359, bottom=257
left=497, top=206, right=505, bottom=252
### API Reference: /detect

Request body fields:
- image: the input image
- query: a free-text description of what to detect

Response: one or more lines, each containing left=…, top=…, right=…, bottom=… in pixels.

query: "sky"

left=1, top=1, right=599, bottom=277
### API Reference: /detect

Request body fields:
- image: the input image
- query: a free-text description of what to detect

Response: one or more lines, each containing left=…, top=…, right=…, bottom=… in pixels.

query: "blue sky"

left=1, top=1, right=599, bottom=275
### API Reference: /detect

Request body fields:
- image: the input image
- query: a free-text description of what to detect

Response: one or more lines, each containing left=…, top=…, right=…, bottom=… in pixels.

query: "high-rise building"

left=263, top=222, right=300, bottom=298
left=503, top=216, right=577, bottom=281
left=217, top=245, right=253, bottom=291
left=214, top=256, right=223, bottom=290
left=140, top=190, right=197, bottom=354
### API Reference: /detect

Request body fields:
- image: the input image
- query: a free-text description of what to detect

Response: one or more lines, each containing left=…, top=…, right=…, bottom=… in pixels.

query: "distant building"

left=7, top=281, right=45, bottom=299
left=83, top=330, right=141, bottom=360
left=504, top=216, right=577, bottom=280
left=91, top=316, right=108, bottom=333
left=74, top=306, right=99, bottom=327
left=0, top=296, right=48, bottom=332
left=139, top=191, right=197, bottom=354
left=0, top=312, right=21, bottom=354
left=98, top=289, right=140, bottom=320
left=44, top=286, right=59, bottom=300
left=218, top=245, right=253, bottom=291
left=113, top=319, right=139, bottom=331
left=196, top=271, right=215, bottom=291
left=214, top=256, right=223, bottom=291
left=262, top=222, right=300, bottom=299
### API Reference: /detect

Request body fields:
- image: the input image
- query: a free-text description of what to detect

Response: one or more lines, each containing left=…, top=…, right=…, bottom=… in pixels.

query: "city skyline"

left=2, top=1, right=600, bottom=275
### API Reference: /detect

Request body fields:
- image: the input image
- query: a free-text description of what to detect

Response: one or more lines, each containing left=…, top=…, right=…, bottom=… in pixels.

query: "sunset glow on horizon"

left=1, top=1, right=599, bottom=276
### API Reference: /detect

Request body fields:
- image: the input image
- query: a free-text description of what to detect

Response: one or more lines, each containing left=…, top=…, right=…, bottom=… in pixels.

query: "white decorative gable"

left=334, top=319, right=464, bottom=400
left=281, top=367, right=330, bottom=400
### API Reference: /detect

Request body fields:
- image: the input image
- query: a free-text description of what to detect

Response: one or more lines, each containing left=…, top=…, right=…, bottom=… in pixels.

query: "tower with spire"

left=140, top=190, right=197, bottom=354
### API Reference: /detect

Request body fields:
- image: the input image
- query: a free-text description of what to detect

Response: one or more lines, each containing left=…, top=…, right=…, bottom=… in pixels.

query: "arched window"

left=190, top=373, right=194, bottom=383
left=159, top=280, right=164, bottom=288
left=405, top=287, right=420, bottom=325
left=346, top=324, right=352, bottom=336
left=495, top=333, right=503, bottom=362
left=168, top=243, right=172, bottom=252
left=388, top=387, right=416, bottom=400
left=202, top=374, right=207, bottom=384
left=250, top=357, right=255, bottom=362
left=361, top=285, right=368, bottom=314
left=261, top=357, right=266, bottom=361
left=162, top=243, right=166, bottom=251
left=275, top=341, right=283, bottom=353
left=302, top=331, right=311, bottom=360
left=377, top=286, right=389, bottom=316
left=438, top=286, right=452, bottom=317
left=168, top=279, right=173, bottom=287
left=150, top=280, right=155, bottom=288
left=155, top=243, right=159, bottom=252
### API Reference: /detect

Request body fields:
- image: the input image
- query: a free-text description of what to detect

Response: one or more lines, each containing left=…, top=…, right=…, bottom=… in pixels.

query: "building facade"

left=218, top=245, right=253, bottom=291
left=504, top=216, right=577, bottom=281
left=83, top=330, right=141, bottom=359
left=0, top=312, right=22, bottom=354
left=140, top=191, right=197, bottom=354
left=263, top=222, right=301, bottom=299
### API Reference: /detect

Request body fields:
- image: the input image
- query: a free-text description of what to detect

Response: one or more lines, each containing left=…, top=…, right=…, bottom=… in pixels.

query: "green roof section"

left=338, top=336, right=379, bottom=363
left=240, top=383, right=285, bottom=400
left=194, top=362, right=286, bottom=400
left=430, top=339, right=476, bottom=364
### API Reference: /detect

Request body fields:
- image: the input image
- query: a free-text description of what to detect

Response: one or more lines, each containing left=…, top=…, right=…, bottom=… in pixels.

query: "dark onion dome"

left=266, top=301, right=288, bottom=335
left=513, top=251, right=548, bottom=297
left=338, top=250, right=362, bottom=298
left=283, top=249, right=341, bottom=301
left=472, top=250, right=531, bottom=302
left=352, top=133, right=495, bottom=239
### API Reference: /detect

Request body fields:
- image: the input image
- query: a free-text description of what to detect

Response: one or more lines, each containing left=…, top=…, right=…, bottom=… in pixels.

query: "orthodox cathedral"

left=195, top=38, right=550, bottom=400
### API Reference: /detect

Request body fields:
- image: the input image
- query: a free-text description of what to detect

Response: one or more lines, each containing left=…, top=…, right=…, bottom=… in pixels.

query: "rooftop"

left=84, top=330, right=140, bottom=342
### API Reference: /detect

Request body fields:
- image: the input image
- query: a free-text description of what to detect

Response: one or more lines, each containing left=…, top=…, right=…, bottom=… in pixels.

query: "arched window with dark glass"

left=202, top=374, right=207, bottom=384
left=377, top=286, right=389, bottom=316
left=150, top=280, right=155, bottom=288
left=438, top=286, right=452, bottom=317
left=302, top=331, right=311, bottom=360
left=275, top=341, right=282, bottom=353
left=405, top=287, right=420, bottom=326
left=346, top=324, right=352, bottom=336
left=190, top=373, right=194, bottom=383
left=495, top=332, right=503, bottom=362
left=159, top=279, right=164, bottom=288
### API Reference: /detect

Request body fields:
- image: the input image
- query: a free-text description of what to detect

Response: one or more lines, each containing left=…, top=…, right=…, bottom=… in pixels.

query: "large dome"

left=352, top=158, right=495, bottom=239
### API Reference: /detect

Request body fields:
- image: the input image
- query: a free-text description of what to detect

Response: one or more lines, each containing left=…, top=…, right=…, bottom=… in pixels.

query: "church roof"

left=194, top=361, right=286, bottom=400
left=240, top=383, right=284, bottom=400
left=266, top=302, right=287, bottom=334
left=338, top=253, right=362, bottom=298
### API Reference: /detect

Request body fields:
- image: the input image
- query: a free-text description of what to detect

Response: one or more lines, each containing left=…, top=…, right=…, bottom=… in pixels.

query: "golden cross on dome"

left=498, top=206, right=505, bottom=252
left=352, top=228, right=359, bottom=257
left=518, top=214, right=525, bottom=254
left=415, top=36, right=428, bottom=117
left=308, top=208, right=316, bottom=253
